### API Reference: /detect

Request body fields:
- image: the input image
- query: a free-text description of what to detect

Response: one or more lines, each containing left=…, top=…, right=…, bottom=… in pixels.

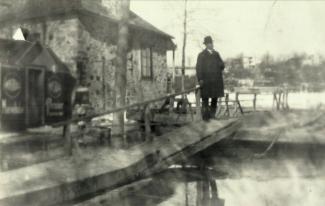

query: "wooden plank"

left=234, top=110, right=325, bottom=144
left=235, top=126, right=325, bottom=144
left=148, top=119, right=241, bottom=170
left=0, top=119, right=239, bottom=206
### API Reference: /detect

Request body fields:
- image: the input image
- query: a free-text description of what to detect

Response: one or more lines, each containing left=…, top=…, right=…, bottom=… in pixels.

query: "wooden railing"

left=56, top=86, right=201, bottom=154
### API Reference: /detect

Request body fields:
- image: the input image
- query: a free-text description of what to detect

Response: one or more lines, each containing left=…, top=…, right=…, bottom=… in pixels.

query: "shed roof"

left=0, top=0, right=174, bottom=39
left=0, top=38, right=70, bottom=73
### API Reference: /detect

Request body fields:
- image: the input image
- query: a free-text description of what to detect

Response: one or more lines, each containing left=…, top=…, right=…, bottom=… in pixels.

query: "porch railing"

left=52, top=86, right=202, bottom=155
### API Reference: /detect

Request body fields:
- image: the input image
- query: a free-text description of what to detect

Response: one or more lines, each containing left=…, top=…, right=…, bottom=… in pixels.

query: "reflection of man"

left=196, top=36, right=225, bottom=121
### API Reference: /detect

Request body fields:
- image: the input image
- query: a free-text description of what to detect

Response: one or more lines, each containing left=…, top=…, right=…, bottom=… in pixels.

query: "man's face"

left=205, top=43, right=214, bottom=50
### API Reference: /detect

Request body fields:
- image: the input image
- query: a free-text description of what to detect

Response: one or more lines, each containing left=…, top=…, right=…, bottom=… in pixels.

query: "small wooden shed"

left=0, top=39, right=75, bottom=131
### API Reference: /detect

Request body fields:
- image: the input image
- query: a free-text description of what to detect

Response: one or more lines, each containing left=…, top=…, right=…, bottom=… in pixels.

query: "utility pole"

left=181, top=0, right=188, bottom=94
left=113, top=0, right=130, bottom=147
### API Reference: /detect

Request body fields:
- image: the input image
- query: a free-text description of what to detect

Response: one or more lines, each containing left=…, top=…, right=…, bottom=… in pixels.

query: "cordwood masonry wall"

left=0, top=15, right=169, bottom=112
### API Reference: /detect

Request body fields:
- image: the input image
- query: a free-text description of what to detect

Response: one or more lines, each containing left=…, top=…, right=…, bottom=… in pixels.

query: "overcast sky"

left=131, top=0, right=325, bottom=66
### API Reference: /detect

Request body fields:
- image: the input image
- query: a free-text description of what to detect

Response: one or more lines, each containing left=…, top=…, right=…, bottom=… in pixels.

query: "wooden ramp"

left=0, top=119, right=241, bottom=206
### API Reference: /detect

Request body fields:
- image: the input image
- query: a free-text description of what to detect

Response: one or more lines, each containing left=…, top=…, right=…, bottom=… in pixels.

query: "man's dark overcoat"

left=196, top=49, right=225, bottom=98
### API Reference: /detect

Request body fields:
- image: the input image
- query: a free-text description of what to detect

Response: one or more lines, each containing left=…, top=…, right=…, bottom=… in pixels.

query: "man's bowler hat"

left=203, top=36, right=213, bottom=44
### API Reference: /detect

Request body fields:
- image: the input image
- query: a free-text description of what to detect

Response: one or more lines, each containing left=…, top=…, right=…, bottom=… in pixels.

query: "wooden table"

left=234, top=87, right=289, bottom=111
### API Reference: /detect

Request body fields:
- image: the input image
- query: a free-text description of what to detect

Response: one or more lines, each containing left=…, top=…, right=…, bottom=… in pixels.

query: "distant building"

left=242, top=56, right=259, bottom=69
left=302, top=54, right=322, bottom=66
left=0, top=0, right=175, bottom=112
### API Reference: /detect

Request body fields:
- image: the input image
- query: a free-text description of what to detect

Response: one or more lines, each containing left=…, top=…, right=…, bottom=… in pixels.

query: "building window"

left=141, top=47, right=153, bottom=79
left=77, top=60, right=87, bottom=86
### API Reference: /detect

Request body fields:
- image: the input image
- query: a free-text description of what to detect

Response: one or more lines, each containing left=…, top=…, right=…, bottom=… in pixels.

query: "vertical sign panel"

left=1, top=65, right=25, bottom=130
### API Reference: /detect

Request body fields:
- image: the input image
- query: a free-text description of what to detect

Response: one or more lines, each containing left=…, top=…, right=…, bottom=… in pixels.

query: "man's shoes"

left=201, top=107, right=209, bottom=120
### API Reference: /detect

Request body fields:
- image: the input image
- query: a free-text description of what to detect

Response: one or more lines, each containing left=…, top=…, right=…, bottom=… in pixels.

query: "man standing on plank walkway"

left=196, top=36, right=225, bottom=121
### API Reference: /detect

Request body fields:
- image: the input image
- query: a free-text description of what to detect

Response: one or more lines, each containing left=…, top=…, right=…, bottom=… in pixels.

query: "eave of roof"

left=0, top=0, right=174, bottom=40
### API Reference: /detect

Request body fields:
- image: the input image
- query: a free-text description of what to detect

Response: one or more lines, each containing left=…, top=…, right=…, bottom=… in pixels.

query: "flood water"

left=99, top=139, right=325, bottom=206
left=156, top=140, right=325, bottom=206
left=77, top=92, right=325, bottom=206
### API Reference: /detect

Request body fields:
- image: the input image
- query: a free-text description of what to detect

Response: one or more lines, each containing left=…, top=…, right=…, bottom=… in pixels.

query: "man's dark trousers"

left=201, top=97, right=218, bottom=120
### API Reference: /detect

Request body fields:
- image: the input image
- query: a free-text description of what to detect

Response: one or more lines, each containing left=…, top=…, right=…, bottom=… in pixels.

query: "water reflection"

left=157, top=140, right=325, bottom=206
left=77, top=138, right=325, bottom=206
left=101, top=167, right=226, bottom=206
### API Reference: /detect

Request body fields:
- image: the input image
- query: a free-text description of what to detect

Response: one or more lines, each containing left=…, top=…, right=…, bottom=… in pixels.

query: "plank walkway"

left=234, top=110, right=325, bottom=144
left=0, top=118, right=241, bottom=206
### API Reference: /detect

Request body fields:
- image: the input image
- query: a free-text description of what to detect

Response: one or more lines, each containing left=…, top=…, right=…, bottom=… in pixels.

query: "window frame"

left=140, top=47, right=153, bottom=80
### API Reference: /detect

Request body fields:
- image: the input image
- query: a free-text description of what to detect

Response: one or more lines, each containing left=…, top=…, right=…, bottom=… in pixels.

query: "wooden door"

left=27, top=68, right=44, bottom=127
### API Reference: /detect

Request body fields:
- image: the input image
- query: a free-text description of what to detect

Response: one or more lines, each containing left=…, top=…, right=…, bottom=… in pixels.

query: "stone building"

left=0, top=0, right=175, bottom=112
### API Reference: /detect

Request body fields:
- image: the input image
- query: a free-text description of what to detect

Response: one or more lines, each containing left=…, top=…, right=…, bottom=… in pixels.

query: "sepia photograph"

left=0, top=0, right=325, bottom=205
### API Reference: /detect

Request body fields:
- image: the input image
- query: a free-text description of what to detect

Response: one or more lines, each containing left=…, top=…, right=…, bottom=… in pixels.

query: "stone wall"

left=78, top=16, right=168, bottom=112
left=77, top=17, right=117, bottom=111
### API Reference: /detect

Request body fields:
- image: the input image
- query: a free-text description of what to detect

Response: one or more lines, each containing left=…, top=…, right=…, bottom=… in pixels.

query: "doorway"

left=27, top=68, right=44, bottom=127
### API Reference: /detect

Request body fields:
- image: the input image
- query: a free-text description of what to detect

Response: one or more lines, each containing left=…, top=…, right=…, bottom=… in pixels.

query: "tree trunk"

left=113, top=0, right=130, bottom=147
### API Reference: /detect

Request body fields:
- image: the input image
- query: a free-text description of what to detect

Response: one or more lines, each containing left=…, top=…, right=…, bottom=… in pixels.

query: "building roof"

left=0, top=0, right=174, bottom=39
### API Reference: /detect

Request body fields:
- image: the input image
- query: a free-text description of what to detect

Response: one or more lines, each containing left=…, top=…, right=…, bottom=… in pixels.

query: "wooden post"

left=196, top=181, right=202, bottom=206
left=210, top=180, right=218, bottom=201
left=272, top=92, right=277, bottom=110
left=169, top=97, right=174, bottom=114
left=210, top=180, right=225, bottom=206
left=202, top=179, right=210, bottom=206
left=236, top=93, right=244, bottom=115
left=285, top=89, right=289, bottom=109
left=102, top=56, right=106, bottom=111
left=172, top=49, right=176, bottom=90
left=188, top=100, right=194, bottom=121
left=224, top=93, right=230, bottom=117
left=195, top=88, right=201, bottom=120
left=113, top=0, right=130, bottom=147
left=0, top=143, right=4, bottom=171
left=253, top=93, right=257, bottom=111
left=279, top=91, right=283, bottom=110
left=144, top=105, right=152, bottom=141
left=276, top=92, right=280, bottom=110
left=63, top=124, right=72, bottom=156
left=0, top=63, right=2, bottom=130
